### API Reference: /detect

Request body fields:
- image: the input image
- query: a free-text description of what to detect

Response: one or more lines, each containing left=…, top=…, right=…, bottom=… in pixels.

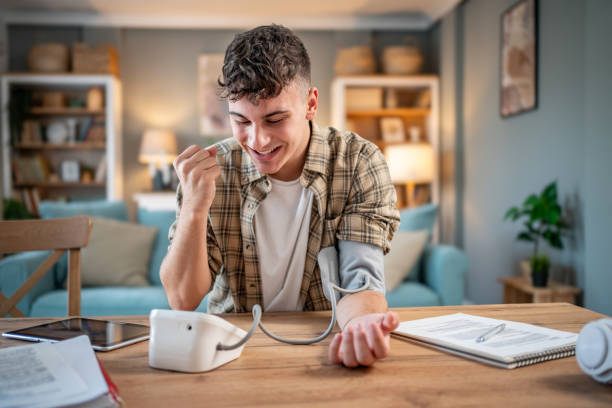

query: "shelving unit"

left=1, top=73, right=123, bottom=210
left=28, top=107, right=106, bottom=116
left=331, top=75, right=440, bottom=215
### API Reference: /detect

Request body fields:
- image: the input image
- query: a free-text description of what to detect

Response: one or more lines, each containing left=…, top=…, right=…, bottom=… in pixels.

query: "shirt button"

left=248, top=203, right=254, bottom=209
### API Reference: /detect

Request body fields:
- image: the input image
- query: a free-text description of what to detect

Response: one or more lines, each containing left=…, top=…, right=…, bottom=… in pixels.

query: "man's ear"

left=305, top=87, right=318, bottom=121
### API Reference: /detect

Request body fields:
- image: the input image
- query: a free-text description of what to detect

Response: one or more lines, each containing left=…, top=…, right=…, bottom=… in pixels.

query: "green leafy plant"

left=2, top=199, right=34, bottom=220
left=504, top=181, right=567, bottom=284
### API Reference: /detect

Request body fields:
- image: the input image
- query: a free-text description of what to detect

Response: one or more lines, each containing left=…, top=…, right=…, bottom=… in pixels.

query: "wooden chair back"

left=0, top=216, right=92, bottom=317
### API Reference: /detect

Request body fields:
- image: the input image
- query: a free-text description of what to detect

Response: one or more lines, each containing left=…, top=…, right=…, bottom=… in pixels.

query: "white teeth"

left=255, top=147, right=277, bottom=155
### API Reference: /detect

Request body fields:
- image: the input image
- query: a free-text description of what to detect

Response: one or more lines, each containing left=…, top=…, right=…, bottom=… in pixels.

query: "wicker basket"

left=28, top=43, right=70, bottom=73
left=72, top=43, right=119, bottom=76
left=334, top=46, right=376, bottom=75
left=382, top=46, right=423, bottom=75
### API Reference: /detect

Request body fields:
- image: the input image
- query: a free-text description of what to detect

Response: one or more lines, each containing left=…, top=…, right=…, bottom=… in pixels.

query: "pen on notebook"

left=475, top=323, right=506, bottom=343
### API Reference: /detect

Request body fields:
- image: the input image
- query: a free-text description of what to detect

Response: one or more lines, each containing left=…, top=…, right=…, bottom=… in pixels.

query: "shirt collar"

left=240, top=120, right=330, bottom=186
left=302, top=121, right=330, bottom=178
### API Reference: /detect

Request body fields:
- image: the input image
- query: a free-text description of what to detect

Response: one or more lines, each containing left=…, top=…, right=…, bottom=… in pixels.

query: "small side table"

left=498, top=277, right=582, bottom=304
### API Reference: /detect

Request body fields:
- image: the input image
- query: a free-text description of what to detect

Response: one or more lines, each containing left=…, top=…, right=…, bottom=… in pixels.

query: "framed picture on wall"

left=500, top=0, right=538, bottom=117
left=198, top=54, right=231, bottom=136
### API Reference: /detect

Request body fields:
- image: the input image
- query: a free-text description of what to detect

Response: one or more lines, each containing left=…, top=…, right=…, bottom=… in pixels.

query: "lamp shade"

left=139, top=129, right=178, bottom=164
left=384, top=143, right=435, bottom=183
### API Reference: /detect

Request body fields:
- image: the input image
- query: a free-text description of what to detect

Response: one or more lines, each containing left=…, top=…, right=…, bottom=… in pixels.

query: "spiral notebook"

left=392, top=313, right=577, bottom=369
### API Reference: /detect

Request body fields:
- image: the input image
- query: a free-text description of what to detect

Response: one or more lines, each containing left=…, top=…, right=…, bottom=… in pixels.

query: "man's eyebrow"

left=229, top=111, right=248, bottom=119
left=263, top=110, right=289, bottom=118
left=229, top=110, right=290, bottom=120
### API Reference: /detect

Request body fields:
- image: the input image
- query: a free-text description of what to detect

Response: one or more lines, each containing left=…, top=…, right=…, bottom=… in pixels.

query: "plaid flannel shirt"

left=168, top=121, right=400, bottom=314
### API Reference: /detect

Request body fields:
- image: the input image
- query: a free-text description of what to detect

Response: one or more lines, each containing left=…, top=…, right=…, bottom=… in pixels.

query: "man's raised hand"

left=173, top=145, right=220, bottom=215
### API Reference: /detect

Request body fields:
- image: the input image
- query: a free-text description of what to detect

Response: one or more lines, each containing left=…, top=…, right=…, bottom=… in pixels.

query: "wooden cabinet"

left=331, top=75, right=439, bottom=211
left=1, top=73, right=123, bottom=214
left=498, top=277, right=582, bottom=304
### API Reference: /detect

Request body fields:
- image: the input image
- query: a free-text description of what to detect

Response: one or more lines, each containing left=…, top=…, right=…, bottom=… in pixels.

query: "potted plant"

left=504, top=181, right=568, bottom=287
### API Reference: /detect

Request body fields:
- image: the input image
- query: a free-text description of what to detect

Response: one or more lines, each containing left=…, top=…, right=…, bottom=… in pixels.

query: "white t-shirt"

left=254, top=177, right=313, bottom=312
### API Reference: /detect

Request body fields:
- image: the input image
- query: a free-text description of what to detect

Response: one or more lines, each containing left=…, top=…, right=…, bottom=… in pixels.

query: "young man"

left=161, top=25, right=401, bottom=368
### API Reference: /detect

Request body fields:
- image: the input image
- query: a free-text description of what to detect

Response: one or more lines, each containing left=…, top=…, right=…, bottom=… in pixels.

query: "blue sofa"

left=0, top=200, right=207, bottom=317
left=0, top=201, right=466, bottom=317
left=385, top=205, right=467, bottom=307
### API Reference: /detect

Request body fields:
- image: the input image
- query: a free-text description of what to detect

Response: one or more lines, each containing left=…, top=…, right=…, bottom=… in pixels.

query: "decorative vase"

left=520, top=260, right=531, bottom=280
left=532, top=271, right=549, bottom=287
left=530, top=255, right=551, bottom=287
left=47, top=121, right=69, bottom=144
left=87, top=87, right=104, bottom=110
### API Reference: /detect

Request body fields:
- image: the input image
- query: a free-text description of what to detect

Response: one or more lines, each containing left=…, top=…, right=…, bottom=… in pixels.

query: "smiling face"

left=229, top=80, right=318, bottom=181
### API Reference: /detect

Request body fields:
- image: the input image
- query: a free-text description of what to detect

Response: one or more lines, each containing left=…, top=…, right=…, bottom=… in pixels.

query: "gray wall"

left=441, top=0, right=611, bottom=315
left=583, top=0, right=612, bottom=315
left=433, top=8, right=464, bottom=247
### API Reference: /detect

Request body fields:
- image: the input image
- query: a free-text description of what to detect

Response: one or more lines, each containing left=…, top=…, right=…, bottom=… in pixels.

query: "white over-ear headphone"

left=576, top=318, right=612, bottom=384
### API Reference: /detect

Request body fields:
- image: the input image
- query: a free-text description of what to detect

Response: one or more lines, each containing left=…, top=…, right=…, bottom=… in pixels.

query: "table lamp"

left=384, top=143, right=435, bottom=208
left=139, top=129, right=178, bottom=191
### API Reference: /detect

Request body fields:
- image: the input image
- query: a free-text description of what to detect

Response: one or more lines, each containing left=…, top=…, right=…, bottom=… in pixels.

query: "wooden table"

left=1, top=304, right=611, bottom=407
left=499, top=276, right=583, bottom=304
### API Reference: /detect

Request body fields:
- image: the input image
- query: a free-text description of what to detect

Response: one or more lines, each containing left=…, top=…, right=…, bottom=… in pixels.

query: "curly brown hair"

left=218, top=24, right=311, bottom=104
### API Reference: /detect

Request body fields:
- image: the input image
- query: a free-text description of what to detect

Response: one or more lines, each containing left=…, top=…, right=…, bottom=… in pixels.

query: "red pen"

left=96, top=356, right=123, bottom=406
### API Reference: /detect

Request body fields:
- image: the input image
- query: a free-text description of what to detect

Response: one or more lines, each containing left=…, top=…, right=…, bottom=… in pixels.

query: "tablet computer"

left=2, top=318, right=150, bottom=351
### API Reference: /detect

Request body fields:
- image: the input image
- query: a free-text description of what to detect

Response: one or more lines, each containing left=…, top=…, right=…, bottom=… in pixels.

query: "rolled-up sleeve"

left=336, top=146, right=400, bottom=254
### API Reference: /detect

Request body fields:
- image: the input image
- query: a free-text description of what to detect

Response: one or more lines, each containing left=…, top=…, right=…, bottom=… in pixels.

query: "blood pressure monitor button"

left=577, top=324, right=607, bottom=369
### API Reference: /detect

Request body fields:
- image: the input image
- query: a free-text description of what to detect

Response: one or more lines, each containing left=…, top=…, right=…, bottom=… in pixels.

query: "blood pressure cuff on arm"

left=317, top=240, right=385, bottom=303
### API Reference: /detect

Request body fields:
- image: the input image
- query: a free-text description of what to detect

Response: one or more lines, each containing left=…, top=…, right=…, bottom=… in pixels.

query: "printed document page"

left=0, top=335, right=109, bottom=408
left=394, top=313, right=577, bottom=361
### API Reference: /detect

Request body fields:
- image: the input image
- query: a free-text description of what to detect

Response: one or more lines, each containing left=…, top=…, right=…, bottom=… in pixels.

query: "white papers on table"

left=0, top=335, right=110, bottom=408
left=394, top=313, right=577, bottom=368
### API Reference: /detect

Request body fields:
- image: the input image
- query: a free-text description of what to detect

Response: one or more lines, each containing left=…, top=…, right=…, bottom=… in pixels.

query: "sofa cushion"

left=398, top=203, right=438, bottom=235
left=39, top=200, right=128, bottom=221
left=67, top=217, right=157, bottom=287
left=397, top=204, right=438, bottom=282
left=384, top=230, right=428, bottom=291
left=137, top=208, right=175, bottom=285
left=30, top=286, right=170, bottom=317
left=385, top=281, right=440, bottom=308
left=39, top=200, right=129, bottom=286
left=29, top=287, right=208, bottom=317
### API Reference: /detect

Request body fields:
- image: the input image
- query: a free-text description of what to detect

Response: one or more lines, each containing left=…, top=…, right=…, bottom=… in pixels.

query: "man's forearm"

left=160, top=211, right=211, bottom=310
left=335, top=290, right=388, bottom=329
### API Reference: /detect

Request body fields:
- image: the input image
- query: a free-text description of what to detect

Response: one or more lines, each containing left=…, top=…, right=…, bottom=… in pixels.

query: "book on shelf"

left=11, top=159, right=23, bottom=182
left=78, top=117, right=93, bottom=142
left=12, top=155, right=51, bottom=183
left=31, top=188, right=41, bottom=216
left=86, top=115, right=106, bottom=142
left=95, top=154, right=107, bottom=182
left=393, top=313, right=577, bottom=369
left=14, top=187, right=41, bottom=217
left=19, top=189, right=34, bottom=214
left=20, top=120, right=43, bottom=144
